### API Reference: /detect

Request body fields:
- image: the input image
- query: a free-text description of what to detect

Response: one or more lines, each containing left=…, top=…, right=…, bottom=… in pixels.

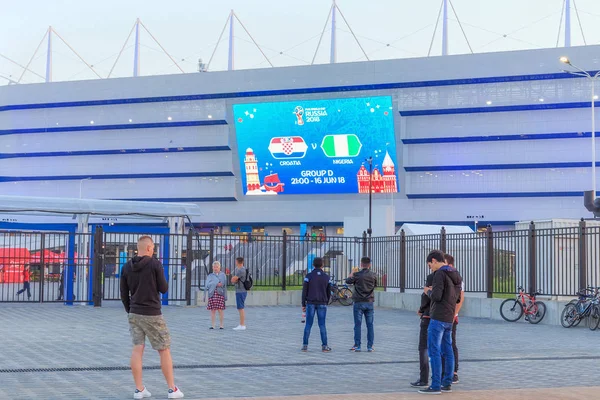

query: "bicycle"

left=560, top=287, right=600, bottom=330
left=328, top=277, right=353, bottom=306
left=499, top=286, right=546, bottom=324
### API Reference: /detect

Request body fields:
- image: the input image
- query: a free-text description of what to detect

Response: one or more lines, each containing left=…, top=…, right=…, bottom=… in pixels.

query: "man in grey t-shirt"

left=231, top=257, right=247, bottom=330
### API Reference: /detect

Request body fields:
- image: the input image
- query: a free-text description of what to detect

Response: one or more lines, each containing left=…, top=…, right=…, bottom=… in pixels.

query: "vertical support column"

left=209, top=229, right=215, bottom=272
left=400, top=230, right=406, bottom=293
left=228, top=10, right=235, bottom=71
left=330, top=1, right=337, bottom=64
left=362, top=231, right=368, bottom=257
left=441, top=0, right=449, bottom=56
left=440, top=226, right=447, bottom=253
left=46, top=26, right=52, bottom=82
left=282, top=231, right=288, bottom=291
left=77, top=214, right=90, bottom=304
left=93, top=226, right=104, bottom=307
left=528, top=221, right=537, bottom=295
left=133, top=18, right=141, bottom=77
left=39, top=233, right=45, bottom=303
left=186, top=229, right=194, bottom=306
left=565, top=0, right=572, bottom=47
left=486, top=225, right=494, bottom=298
left=579, top=218, right=587, bottom=292
left=66, top=229, right=76, bottom=305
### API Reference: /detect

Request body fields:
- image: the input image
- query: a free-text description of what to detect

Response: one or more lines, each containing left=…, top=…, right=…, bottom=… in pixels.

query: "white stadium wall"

left=1, top=45, right=600, bottom=231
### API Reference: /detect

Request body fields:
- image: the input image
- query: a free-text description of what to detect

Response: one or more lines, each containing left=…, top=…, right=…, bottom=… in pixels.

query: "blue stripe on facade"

left=402, top=132, right=592, bottom=144
left=399, top=101, right=599, bottom=117
left=0, top=171, right=233, bottom=182
left=115, top=197, right=237, bottom=202
left=406, top=191, right=592, bottom=199
left=405, top=161, right=598, bottom=172
left=0, top=146, right=231, bottom=160
left=0, top=71, right=590, bottom=113
left=0, top=119, right=227, bottom=136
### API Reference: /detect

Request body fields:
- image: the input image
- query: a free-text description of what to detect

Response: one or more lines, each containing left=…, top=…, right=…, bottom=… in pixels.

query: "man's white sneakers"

left=233, top=325, right=247, bottom=331
left=133, top=387, right=151, bottom=399
left=168, top=386, right=184, bottom=399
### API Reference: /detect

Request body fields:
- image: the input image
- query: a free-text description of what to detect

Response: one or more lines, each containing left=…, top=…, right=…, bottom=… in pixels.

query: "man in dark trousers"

left=418, top=250, right=463, bottom=395
left=301, top=257, right=332, bottom=352
left=346, top=256, right=377, bottom=352
left=410, top=266, right=435, bottom=388
left=443, top=253, right=464, bottom=384
left=120, top=236, right=184, bottom=399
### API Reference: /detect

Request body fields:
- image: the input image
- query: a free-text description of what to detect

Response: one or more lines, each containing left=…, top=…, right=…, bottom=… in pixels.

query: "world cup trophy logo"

left=293, top=106, right=304, bottom=126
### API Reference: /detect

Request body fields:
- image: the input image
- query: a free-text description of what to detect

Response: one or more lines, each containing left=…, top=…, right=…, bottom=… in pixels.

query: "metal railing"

left=0, top=220, right=599, bottom=305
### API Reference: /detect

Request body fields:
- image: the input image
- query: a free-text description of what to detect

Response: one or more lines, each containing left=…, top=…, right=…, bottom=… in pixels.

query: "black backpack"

left=243, top=268, right=253, bottom=291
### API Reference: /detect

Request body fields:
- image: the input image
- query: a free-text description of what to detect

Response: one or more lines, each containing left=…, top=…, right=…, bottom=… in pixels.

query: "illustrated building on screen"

left=357, top=151, right=398, bottom=193
left=244, top=148, right=261, bottom=191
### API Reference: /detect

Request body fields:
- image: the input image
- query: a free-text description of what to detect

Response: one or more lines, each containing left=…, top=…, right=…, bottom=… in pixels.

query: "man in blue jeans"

left=419, top=250, right=463, bottom=395
left=346, top=257, right=377, bottom=352
left=301, top=257, right=332, bottom=352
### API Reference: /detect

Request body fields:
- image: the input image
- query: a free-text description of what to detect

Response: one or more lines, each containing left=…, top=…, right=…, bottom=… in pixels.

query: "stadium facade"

left=1, top=45, right=599, bottom=235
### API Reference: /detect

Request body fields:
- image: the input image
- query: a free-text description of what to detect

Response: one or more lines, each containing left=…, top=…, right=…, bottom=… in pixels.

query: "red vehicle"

left=500, top=286, right=547, bottom=324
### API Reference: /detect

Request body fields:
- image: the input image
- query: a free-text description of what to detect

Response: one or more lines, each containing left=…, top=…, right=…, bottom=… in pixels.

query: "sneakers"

left=441, top=385, right=452, bottom=393
left=168, top=386, right=184, bottom=399
left=452, top=374, right=460, bottom=384
left=133, top=387, right=151, bottom=399
left=322, top=346, right=332, bottom=352
left=418, top=387, right=441, bottom=395
left=233, top=325, right=246, bottom=331
left=349, top=345, right=361, bottom=352
left=301, top=345, right=308, bottom=352
left=367, top=347, right=375, bottom=352
left=410, top=380, right=428, bottom=388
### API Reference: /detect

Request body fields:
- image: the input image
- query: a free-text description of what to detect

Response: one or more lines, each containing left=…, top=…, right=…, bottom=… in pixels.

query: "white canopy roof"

left=398, top=223, right=473, bottom=235
left=0, top=195, right=202, bottom=218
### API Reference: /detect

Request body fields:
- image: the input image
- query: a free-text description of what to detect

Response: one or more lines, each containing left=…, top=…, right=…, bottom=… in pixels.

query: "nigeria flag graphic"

left=321, top=134, right=362, bottom=158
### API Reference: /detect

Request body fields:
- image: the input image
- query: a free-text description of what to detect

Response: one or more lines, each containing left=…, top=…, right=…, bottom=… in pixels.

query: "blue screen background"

left=233, top=95, right=399, bottom=195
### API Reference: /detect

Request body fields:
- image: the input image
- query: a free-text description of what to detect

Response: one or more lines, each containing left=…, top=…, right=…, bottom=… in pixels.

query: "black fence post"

left=400, top=229, right=406, bottom=293
left=362, top=231, right=368, bottom=257
left=528, top=221, right=536, bottom=295
left=92, top=226, right=104, bottom=307
left=579, top=218, right=587, bottom=292
left=282, top=231, right=288, bottom=291
left=39, top=233, right=45, bottom=303
left=440, top=227, right=447, bottom=253
left=208, top=229, right=214, bottom=274
left=185, top=229, right=194, bottom=306
left=486, top=225, right=494, bottom=298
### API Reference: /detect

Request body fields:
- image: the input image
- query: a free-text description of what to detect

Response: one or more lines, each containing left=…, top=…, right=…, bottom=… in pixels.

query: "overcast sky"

left=2, top=0, right=600, bottom=84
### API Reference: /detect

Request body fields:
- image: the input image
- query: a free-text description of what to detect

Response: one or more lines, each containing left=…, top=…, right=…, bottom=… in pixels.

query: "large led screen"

left=233, top=96, right=399, bottom=196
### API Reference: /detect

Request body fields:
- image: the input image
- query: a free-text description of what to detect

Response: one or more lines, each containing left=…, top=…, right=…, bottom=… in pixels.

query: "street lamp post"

left=560, top=56, right=600, bottom=196
left=367, top=156, right=373, bottom=238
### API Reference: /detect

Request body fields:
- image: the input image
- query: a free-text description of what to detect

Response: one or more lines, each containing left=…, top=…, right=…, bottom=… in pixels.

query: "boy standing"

left=231, top=257, right=248, bottom=331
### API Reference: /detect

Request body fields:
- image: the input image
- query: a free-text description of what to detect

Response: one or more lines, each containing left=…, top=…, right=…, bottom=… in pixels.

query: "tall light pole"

left=560, top=56, right=600, bottom=197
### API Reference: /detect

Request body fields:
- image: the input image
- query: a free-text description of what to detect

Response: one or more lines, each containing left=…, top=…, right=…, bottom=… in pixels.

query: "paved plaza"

left=0, top=301, right=599, bottom=399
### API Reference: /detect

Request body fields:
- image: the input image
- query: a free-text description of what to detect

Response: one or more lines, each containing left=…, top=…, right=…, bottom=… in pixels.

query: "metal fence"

left=0, top=221, right=599, bottom=304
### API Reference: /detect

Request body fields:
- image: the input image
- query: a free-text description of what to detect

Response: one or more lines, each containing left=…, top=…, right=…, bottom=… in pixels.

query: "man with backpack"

left=231, top=257, right=251, bottom=331
left=418, top=250, right=463, bottom=395
left=301, top=257, right=332, bottom=352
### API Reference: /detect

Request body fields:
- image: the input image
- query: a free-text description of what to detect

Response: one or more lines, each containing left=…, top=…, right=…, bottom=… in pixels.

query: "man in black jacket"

left=346, top=256, right=377, bottom=352
left=410, top=269, right=435, bottom=388
left=120, top=236, right=184, bottom=399
left=418, top=250, right=463, bottom=395
left=301, top=257, right=332, bottom=352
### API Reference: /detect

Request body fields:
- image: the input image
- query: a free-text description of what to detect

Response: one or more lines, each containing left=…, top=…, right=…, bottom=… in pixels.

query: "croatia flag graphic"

left=268, top=136, right=308, bottom=159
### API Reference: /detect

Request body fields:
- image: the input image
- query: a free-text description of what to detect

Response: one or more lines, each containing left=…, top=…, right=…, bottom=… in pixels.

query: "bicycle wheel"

left=328, top=289, right=336, bottom=305
left=527, top=301, right=546, bottom=324
left=339, top=288, right=353, bottom=306
left=590, top=305, right=600, bottom=331
left=560, top=303, right=578, bottom=328
left=500, top=299, right=523, bottom=322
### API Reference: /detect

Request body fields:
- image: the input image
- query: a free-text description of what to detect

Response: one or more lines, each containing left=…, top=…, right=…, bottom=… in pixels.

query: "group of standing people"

left=203, top=256, right=249, bottom=330
left=301, top=256, right=378, bottom=353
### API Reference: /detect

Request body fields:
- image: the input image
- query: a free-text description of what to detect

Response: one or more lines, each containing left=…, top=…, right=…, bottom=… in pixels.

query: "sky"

left=2, top=0, right=600, bottom=85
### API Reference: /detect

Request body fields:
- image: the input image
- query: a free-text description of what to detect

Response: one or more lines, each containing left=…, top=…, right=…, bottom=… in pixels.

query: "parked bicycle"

left=500, top=286, right=546, bottom=324
left=560, top=287, right=600, bottom=330
left=328, top=277, right=353, bottom=306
